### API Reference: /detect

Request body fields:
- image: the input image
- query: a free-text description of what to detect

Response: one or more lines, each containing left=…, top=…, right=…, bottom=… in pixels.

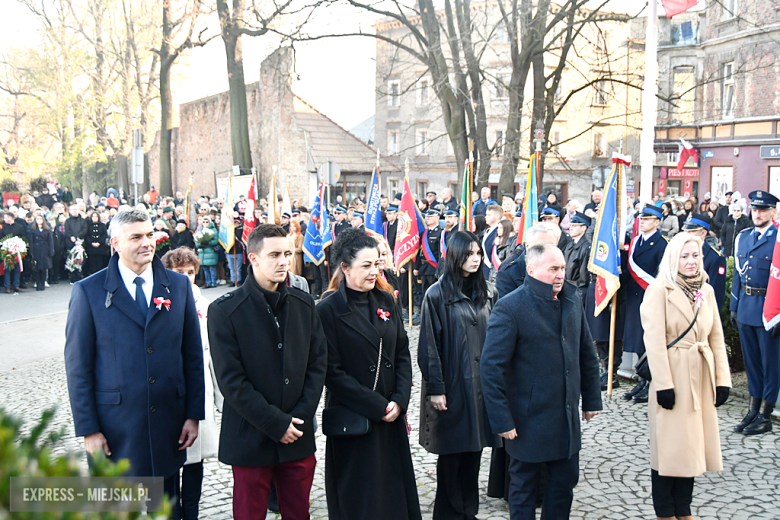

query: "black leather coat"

left=418, top=280, right=501, bottom=454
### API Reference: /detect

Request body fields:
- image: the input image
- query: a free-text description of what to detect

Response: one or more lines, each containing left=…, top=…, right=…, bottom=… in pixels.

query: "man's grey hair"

left=109, top=208, right=150, bottom=238
left=525, top=222, right=557, bottom=245
left=526, top=243, right=556, bottom=268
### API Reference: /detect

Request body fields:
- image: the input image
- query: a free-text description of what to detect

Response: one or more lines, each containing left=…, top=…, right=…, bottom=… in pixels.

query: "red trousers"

left=232, top=454, right=316, bottom=520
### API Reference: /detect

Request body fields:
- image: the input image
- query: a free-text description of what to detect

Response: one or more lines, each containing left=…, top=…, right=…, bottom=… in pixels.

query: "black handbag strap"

left=667, top=307, right=700, bottom=350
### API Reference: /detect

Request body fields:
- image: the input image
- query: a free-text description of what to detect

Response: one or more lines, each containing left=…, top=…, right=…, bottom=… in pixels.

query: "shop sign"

left=667, top=168, right=698, bottom=178
left=760, top=146, right=780, bottom=159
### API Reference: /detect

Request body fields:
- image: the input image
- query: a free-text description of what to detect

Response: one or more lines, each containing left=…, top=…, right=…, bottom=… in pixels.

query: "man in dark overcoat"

left=562, top=212, right=592, bottom=300
left=208, top=224, right=327, bottom=519
left=65, top=209, right=205, bottom=517
left=481, top=243, right=602, bottom=519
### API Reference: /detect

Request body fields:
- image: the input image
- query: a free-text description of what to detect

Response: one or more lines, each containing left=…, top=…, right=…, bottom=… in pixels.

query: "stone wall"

left=147, top=83, right=262, bottom=199
left=257, top=48, right=310, bottom=205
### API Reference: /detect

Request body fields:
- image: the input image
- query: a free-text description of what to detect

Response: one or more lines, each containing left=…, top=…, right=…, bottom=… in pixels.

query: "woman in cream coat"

left=640, top=233, right=731, bottom=520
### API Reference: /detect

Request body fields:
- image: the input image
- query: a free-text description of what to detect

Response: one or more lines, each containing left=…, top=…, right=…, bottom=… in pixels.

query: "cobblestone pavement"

left=1, top=325, right=779, bottom=519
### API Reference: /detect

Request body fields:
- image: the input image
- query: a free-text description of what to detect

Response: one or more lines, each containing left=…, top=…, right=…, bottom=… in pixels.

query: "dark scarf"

left=676, top=272, right=703, bottom=303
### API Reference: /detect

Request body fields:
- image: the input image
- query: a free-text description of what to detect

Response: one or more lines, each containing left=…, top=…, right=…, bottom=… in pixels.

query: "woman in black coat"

left=52, top=213, right=68, bottom=283
left=720, top=205, right=752, bottom=257
left=84, top=212, right=109, bottom=275
left=29, top=215, right=54, bottom=291
left=418, top=230, right=501, bottom=520
left=317, top=228, right=421, bottom=520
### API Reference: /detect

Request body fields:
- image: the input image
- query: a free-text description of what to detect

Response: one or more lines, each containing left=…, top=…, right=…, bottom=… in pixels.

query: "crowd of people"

left=2, top=176, right=769, bottom=520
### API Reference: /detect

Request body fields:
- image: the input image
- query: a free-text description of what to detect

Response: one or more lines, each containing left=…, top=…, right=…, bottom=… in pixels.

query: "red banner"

left=394, top=176, right=421, bottom=272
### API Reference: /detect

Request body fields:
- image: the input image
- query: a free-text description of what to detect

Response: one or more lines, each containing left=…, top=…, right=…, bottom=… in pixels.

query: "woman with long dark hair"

left=489, top=219, right=514, bottom=282
left=29, top=214, right=54, bottom=291
left=317, top=228, right=421, bottom=520
left=418, top=230, right=500, bottom=520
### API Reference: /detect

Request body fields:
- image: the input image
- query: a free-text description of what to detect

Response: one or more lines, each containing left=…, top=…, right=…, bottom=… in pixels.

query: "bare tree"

left=156, top=0, right=213, bottom=196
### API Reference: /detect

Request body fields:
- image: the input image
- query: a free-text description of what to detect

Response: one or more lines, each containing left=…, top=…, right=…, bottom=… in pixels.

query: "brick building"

left=373, top=1, right=645, bottom=204
left=147, top=47, right=396, bottom=207
left=653, top=0, right=780, bottom=200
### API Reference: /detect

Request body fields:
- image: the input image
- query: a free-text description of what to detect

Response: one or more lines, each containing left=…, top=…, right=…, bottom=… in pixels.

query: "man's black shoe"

left=743, top=401, right=774, bottom=435
left=734, top=396, right=761, bottom=433
left=623, top=379, right=645, bottom=400
left=633, top=382, right=649, bottom=403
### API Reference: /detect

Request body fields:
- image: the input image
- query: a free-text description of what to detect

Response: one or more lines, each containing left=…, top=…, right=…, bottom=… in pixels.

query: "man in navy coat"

left=481, top=243, right=602, bottom=520
left=730, top=190, right=779, bottom=435
left=622, top=204, right=667, bottom=403
left=65, top=209, right=205, bottom=514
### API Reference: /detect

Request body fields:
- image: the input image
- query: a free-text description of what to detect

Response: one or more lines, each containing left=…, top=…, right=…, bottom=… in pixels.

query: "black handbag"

left=322, top=339, right=383, bottom=437
left=634, top=307, right=699, bottom=381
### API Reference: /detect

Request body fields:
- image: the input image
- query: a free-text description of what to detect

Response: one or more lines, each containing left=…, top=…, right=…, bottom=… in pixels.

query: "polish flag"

left=662, top=0, right=698, bottom=18
left=677, top=138, right=699, bottom=172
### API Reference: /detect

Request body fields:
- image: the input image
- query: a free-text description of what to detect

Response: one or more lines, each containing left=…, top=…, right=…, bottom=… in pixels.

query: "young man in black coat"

left=481, top=243, right=602, bottom=520
left=208, top=224, right=327, bottom=520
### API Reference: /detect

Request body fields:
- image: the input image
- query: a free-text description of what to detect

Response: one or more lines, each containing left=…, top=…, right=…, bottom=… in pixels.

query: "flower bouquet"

left=154, top=231, right=171, bottom=252
left=66, top=239, right=87, bottom=273
left=0, top=235, right=28, bottom=270
left=194, top=227, right=215, bottom=246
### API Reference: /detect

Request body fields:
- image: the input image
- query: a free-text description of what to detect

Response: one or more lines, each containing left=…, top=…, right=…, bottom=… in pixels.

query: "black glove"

left=772, top=324, right=780, bottom=338
left=715, top=386, right=730, bottom=407
left=730, top=311, right=738, bottom=329
left=657, top=389, right=675, bottom=410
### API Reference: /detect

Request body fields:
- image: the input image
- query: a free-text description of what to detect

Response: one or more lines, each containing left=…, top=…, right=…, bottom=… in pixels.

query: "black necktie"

left=134, top=277, right=148, bottom=317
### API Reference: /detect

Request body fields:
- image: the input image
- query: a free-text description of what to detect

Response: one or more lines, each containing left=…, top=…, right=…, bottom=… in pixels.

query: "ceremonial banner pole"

left=606, top=293, right=617, bottom=397
left=408, top=272, right=413, bottom=328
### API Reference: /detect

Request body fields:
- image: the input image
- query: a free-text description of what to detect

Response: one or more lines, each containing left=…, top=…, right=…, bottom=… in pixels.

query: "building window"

left=495, top=22, right=511, bottom=44
left=417, top=78, right=431, bottom=105
left=722, top=62, right=735, bottom=119
left=416, top=129, right=429, bottom=156
left=593, top=80, right=608, bottom=105
left=667, top=152, right=679, bottom=165
left=388, top=178, right=400, bottom=199
left=387, top=130, right=400, bottom=155
left=551, top=130, right=563, bottom=154
left=417, top=181, right=428, bottom=200
left=593, top=131, right=607, bottom=158
left=722, top=0, right=737, bottom=20
left=387, top=80, right=401, bottom=107
left=672, top=66, right=695, bottom=124
left=494, top=130, right=505, bottom=156
left=495, top=72, right=511, bottom=99
left=554, top=77, right=564, bottom=102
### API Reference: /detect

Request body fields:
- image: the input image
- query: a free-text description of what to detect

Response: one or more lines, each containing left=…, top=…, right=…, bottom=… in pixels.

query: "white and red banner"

left=677, top=138, right=699, bottom=172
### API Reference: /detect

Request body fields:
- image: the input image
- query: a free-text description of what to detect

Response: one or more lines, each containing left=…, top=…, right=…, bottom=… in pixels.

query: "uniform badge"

left=719, top=266, right=726, bottom=275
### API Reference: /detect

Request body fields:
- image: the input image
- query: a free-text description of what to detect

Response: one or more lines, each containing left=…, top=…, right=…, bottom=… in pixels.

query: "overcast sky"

left=2, top=1, right=694, bottom=132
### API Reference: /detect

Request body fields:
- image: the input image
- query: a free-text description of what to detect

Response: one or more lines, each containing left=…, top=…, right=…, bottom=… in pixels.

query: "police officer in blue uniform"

left=413, top=209, right=443, bottom=297
left=331, top=205, right=350, bottom=239
left=730, top=190, right=779, bottom=435
left=540, top=205, right=572, bottom=250
left=682, top=213, right=727, bottom=309
left=623, top=204, right=668, bottom=403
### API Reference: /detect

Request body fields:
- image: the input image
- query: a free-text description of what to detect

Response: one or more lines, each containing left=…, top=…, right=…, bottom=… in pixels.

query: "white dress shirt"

left=118, top=259, right=153, bottom=305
